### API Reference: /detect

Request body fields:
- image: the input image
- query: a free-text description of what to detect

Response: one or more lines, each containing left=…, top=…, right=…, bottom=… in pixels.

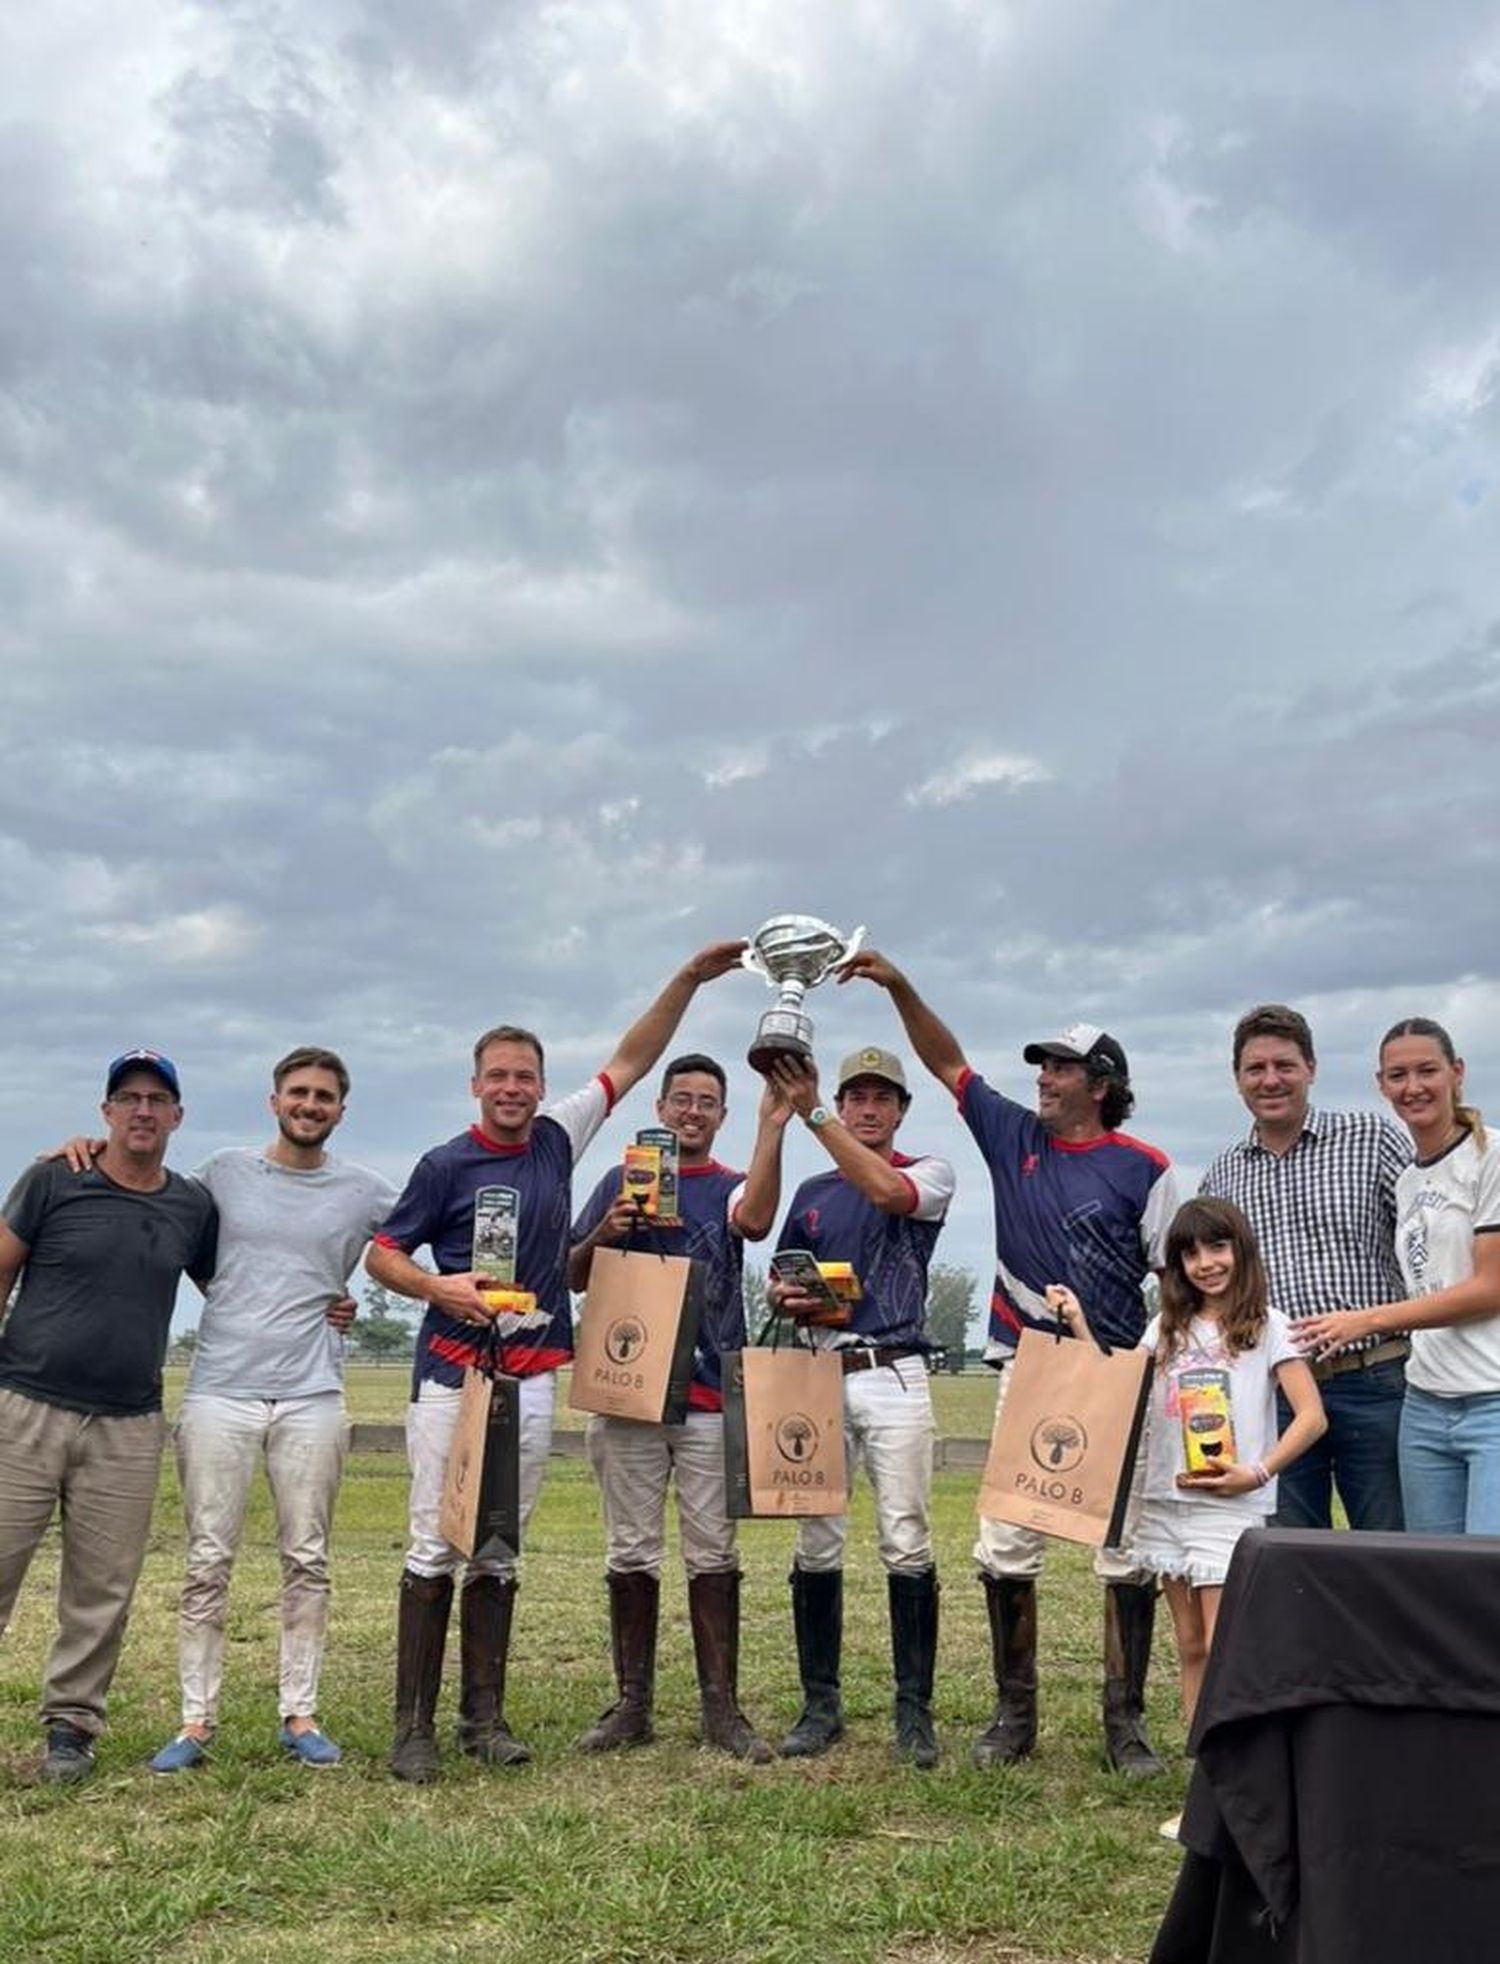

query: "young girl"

left=1298, top=1019, right=1500, bottom=1535
left=1050, top=1197, right=1325, bottom=1836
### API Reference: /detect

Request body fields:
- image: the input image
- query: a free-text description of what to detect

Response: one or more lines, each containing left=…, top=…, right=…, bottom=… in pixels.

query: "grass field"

left=0, top=1381, right=1189, bottom=1964
left=329, top=1365, right=1006, bottom=1437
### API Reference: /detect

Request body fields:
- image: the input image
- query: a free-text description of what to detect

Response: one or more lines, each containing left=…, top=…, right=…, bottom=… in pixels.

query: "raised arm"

left=731, top=1078, right=795, bottom=1242
left=838, top=951, right=969, bottom=1096
left=768, top=1056, right=919, bottom=1215
left=598, top=939, right=749, bottom=1100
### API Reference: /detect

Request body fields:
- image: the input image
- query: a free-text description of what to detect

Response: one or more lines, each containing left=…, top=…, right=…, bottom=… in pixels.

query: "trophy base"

left=748, top=1023, right=814, bottom=1077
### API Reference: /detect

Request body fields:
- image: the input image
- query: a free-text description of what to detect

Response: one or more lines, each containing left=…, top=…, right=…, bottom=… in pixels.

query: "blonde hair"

left=1380, top=1019, right=1487, bottom=1151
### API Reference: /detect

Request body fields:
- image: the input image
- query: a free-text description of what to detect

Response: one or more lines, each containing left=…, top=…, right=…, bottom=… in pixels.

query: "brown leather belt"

left=840, top=1347, right=921, bottom=1375
left=1308, top=1336, right=1410, bottom=1383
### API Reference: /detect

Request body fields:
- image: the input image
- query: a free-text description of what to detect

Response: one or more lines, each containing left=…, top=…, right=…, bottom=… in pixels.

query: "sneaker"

left=150, top=1731, right=209, bottom=1774
left=279, top=1723, right=341, bottom=1767
left=39, top=1723, right=96, bottom=1785
left=1158, top=1813, right=1183, bottom=1843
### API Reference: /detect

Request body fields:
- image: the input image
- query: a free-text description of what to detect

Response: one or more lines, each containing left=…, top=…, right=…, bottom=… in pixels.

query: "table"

left=1150, top=1527, right=1500, bottom=1964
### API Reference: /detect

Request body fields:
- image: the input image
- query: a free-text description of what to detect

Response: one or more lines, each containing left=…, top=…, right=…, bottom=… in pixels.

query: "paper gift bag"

left=722, top=1346, right=848, bottom=1519
left=569, top=1246, right=704, bottom=1424
left=439, top=1357, right=522, bottom=1562
left=978, top=1328, right=1152, bottom=1548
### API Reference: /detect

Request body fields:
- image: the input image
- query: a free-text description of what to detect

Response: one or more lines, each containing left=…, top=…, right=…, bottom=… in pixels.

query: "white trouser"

left=404, top=1372, right=555, bottom=1581
left=973, top=1355, right=1148, bottom=1584
left=176, top=1391, right=349, bottom=1727
left=585, top=1410, right=738, bottom=1578
left=795, top=1355, right=936, bottom=1575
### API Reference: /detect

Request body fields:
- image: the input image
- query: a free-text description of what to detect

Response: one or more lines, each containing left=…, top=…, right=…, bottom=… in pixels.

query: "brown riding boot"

left=576, top=1570, right=659, bottom=1752
left=390, top=1569, right=453, bottom=1784
left=971, top=1575, right=1038, bottom=1767
left=1102, top=1581, right=1163, bottom=1777
left=457, top=1574, right=531, bottom=1766
left=688, top=1569, right=773, bottom=1764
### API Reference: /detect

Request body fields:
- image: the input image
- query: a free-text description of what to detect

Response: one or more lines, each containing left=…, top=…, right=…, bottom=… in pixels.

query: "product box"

left=1179, top=1367, right=1237, bottom=1474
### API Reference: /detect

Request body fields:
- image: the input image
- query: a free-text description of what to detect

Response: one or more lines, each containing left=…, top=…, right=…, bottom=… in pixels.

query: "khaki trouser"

left=585, top=1409, right=739, bottom=1578
left=0, top=1385, right=165, bottom=1734
left=175, top=1391, right=349, bottom=1727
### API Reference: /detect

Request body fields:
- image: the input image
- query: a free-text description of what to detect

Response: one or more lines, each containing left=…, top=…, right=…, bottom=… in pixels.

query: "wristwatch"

left=805, top=1105, right=832, bottom=1130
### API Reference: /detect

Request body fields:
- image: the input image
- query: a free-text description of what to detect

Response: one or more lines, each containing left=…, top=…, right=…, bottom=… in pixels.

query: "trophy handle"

left=831, top=924, right=867, bottom=972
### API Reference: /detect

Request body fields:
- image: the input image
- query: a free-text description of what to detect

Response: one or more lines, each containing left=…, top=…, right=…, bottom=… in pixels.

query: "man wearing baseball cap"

left=0, top=1051, right=218, bottom=1783
left=841, top=956, right=1179, bottom=1777
left=764, top=1045, right=955, bottom=1768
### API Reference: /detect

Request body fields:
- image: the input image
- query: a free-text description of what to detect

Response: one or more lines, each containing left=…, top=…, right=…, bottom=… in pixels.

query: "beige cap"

left=836, top=1046, right=908, bottom=1094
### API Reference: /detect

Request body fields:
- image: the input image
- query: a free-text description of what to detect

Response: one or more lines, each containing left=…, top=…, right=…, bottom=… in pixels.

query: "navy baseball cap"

left=105, top=1049, right=181, bottom=1099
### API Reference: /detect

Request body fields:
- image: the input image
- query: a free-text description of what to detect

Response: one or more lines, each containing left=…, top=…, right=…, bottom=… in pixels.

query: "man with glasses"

left=0, top=1051, right=218, bottom=1783
left=568, top=1055, right=792, bottom=1761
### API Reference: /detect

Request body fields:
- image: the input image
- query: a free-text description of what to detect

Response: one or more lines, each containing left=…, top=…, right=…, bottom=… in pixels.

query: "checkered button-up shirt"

left=1200, top=1108, right=1411, bottom=1344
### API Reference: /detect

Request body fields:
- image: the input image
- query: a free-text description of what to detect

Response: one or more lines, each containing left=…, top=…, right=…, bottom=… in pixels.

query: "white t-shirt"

left=1397, top=1132, right=1500, bottom=1399
left=1137, top=1309, right=1300, bottom=1515
left=188, top=1149, right=397, bottom=1400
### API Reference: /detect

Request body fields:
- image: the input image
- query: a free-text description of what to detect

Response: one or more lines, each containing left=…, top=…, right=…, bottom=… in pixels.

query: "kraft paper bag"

left=722, top=1346, right=848, bottom=1519
left=569, top=1246, right=704, bottom=1425
left=439, top=1356, right=522, bottom=1562
left=978, top=1327, right=1152, bottom=1548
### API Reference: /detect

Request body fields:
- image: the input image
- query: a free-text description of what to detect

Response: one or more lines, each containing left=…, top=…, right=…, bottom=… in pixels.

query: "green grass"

left=195, top=1366, right=1006, bottom=1436
left=0, top=1436, right=1188, bottom=1964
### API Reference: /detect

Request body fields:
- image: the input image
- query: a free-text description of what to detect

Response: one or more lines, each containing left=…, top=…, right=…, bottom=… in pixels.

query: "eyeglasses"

left=109, top=1091, right=176, bottom=1109
left=663, top=1093, right=723, bottom=1114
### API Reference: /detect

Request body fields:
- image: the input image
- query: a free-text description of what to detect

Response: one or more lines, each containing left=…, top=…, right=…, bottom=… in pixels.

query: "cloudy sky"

left=4, top=1, right=1499, bottom=1320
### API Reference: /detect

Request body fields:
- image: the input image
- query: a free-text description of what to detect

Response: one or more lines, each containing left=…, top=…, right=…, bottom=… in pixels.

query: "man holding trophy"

left=368, top=940, right=746, bottom=1784
left=568, top=1056, right=794, bottom=1761
left=744, top=918, right=954, bottom=1769
left=840, top=950, right=1179, bottom=1777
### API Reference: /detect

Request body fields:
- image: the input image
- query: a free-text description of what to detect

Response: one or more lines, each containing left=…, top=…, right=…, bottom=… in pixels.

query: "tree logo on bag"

left=1029, top=1415, right=1087, bottom=1473
left=775, top=1412, right=819, bottom=1463
left=605, top=1317, right=648, bottom=1364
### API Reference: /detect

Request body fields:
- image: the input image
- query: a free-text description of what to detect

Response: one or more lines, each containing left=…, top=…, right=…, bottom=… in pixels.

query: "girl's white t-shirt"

left=1137, top=1309, right=1300, bottom=1513
left=1398, top=1131, right=1500, bottom=1399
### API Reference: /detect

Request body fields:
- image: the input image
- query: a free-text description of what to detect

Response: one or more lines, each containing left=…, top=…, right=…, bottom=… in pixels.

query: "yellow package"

left=817, top=1262, right=864, bottom=1303
left=621, top=1143, right=663, bottom=1218
left=1179, top=1367, right=1236, bottom=1474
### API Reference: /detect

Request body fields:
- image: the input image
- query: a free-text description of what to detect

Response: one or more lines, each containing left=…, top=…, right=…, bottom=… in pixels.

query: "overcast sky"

left=4, top=1, right=1498, bottom=1323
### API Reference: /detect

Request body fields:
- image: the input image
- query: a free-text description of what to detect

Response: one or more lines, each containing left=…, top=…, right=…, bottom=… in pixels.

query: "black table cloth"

left=1150, top=1527, right=1500, bottom=1964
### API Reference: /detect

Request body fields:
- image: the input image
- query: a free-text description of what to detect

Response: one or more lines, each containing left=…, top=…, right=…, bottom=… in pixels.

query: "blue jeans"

left=1274, top=1358, right=1406, bottom=1531
left=1398, top=1384, right=1500, bottom=1535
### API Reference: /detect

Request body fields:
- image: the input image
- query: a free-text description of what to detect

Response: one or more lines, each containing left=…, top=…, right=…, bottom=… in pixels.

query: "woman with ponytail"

left=1298, top=1020, right=1500, bottom=1534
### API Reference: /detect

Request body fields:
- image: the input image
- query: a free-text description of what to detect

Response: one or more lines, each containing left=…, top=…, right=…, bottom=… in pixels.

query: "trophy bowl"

left=742, top=915, right=866, bottom=1075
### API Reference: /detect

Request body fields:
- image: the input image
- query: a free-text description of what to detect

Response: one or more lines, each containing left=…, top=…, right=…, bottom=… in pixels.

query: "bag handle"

left=622, top=1194, right=676, bottom=1263
left=475, top=1318, right=503, bottom=1380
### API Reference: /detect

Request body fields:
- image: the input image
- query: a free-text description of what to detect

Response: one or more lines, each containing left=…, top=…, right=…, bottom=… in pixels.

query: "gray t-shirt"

left=0, top=1159, right=219, bottom=1417
left=187, top=1148, right=396, bottom=1400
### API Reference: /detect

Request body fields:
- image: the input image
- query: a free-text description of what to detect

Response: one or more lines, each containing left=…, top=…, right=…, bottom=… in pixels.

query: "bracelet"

left=1252, top=1461, right=1271, bottom=1488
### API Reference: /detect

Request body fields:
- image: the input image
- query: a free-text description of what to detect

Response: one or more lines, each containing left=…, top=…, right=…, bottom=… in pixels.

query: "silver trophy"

left=742, top=915, right=866, bottom=1075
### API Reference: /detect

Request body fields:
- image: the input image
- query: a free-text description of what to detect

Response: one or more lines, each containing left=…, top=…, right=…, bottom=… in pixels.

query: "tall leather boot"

left=576, top=1569, right=659, bottom=1752
left=457, top=1574, right=530, bottom=1766
left=971, top=1574, right=1038, bottom=1768
left=688, top=1569, right=772, bottom=1764
left=389, top=1568, right=453, bottom=1784
left=1102, top=1580, right=1163, bottom=1777
left=778, top=1566, right=844, bottom=1758
left=888, top=1567, right=940, bottom=1769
